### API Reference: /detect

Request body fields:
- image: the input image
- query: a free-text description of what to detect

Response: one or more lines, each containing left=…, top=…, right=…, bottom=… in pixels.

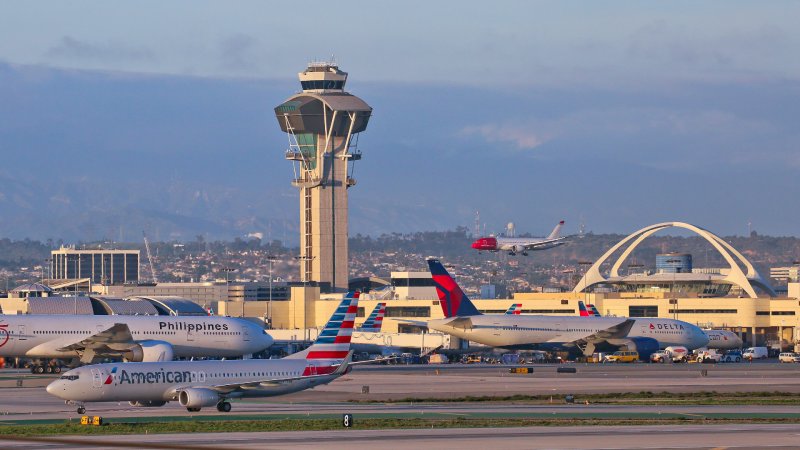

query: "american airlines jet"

left=425, top=259, right=708, bottom=358
left=0, top=315, right=272, bottom=373
left=47, top=293, right=358, bottom=415
left=357, top=302, right=386, bottom=332
left=472, top=221, right=569, bottom=255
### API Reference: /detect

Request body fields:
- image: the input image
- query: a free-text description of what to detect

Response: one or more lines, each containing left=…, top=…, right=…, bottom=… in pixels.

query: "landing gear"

left=31, top=365, right=62, bottom=374
left=186, top=407, right=201, bottom=412
left=521, top=252, right=529, bottom=256
left=216, top=401, right=231, bottom=413
left=77, top=406, right=86, bottom=415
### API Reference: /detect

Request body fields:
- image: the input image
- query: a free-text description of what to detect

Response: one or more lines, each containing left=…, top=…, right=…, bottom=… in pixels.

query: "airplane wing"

left=198, top=351, right=354, bottom=394
left=522, top=237, right=565, bottom=250
left=56, top=323, right=135, bottom=362
left=392, top=319, right=429, bottom=327
left=556, top=319, right=636, bottom=347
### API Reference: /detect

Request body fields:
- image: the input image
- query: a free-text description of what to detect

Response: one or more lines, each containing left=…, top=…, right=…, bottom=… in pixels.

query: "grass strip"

left=4, top=417, right=800, bottom=436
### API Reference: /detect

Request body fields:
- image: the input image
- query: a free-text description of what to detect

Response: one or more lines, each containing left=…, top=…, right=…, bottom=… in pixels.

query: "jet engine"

left=123, top=340, right=175, bottom=362
left=511, top=244, right=526, bottom=253
left=129, top=400, right=167, bottom=407
left=608, top=337, right=659, bottom=359
left=178, top=388, right=220, bottom=409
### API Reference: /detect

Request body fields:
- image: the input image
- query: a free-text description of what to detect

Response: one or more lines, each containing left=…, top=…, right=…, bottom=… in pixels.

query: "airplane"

left=0, top=314, right=273, bottom=373
left=425, top=259, right=708, bottom=358
left=47, top=292, right=359, bottom=415
left=704, top=329, right=743, bottom=350
left=472, top=220, right=569, bottom=256
left=578, top=301, right=601, bottom=317
left=357, top=302, right=386, bottom=332
left=505, top=304, right=522, bottom=315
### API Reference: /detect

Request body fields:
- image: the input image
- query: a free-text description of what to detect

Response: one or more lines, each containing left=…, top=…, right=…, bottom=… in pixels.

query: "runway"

left=2, top=364, right=800, bottom=449
left=4, top=424, right=800, bottom=449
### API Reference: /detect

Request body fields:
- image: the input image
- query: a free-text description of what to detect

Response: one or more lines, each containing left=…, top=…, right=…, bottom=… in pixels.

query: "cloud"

left=46, top=36, right=154, bottom=63
left=459, top=124, right=548, bottom=151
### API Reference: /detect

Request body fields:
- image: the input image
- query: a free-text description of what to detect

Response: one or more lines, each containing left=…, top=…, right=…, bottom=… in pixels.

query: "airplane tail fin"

left=427, top=258, right=482, bottom=318
left=546, top=220, right=565, bottom=240
left=505, top=303, right=522, bottom=315
left=358, top=302, right=386, bottom=332
left=286, top=292, right=359, bottom=371
left=588, top=304, right=601, bottom=317
left=578, top=301, right=590, bottom=317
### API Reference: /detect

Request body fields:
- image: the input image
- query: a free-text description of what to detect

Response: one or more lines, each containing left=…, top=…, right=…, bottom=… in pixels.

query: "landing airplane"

left=47, top=292, right=359, bottom=415
left=0, top=314, right=272, bottom=373
left=472, top=220, right=568, bottom=255
left=357, top=302, right=386, bottom=332
left=426, top=259, right=708, bottom=358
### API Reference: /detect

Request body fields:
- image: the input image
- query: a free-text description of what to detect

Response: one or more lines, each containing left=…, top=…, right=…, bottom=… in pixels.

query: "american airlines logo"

left=159, top=322, right=229, bottom=332
left=114, top=368, right=197, bottom=384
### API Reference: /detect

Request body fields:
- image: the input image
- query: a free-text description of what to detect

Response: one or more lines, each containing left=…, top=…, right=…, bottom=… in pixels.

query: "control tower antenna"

left=275, top=62, right=372, bottom=292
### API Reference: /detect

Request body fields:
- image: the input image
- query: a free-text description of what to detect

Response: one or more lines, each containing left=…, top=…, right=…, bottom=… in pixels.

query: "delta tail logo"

left=104, top=367, right=118, bottom=385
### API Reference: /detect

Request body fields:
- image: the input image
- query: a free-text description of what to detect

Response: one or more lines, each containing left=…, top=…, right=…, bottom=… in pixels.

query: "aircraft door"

left=243, top=327, right=250, bottom=342
left=187, top=328, right=195, bottom=342
left=91, top=368, right=103, bottom=388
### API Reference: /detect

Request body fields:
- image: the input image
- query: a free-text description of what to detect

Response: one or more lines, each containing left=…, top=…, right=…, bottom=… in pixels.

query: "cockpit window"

left=60, top=375, right=79, bottom=381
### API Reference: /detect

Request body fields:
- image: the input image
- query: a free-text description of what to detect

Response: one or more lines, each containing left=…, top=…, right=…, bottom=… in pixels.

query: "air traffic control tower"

left=274, top=62, right=372, bottom=292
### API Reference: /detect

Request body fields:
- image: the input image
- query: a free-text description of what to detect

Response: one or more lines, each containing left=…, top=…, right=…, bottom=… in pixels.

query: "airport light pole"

left=266, top=255, right=277, bottom=329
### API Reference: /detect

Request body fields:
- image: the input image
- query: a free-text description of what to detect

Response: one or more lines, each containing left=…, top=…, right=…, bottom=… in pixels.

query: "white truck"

left=696, top=349, right=723, bottom=363
left=743, top=347, right=769, bottom=360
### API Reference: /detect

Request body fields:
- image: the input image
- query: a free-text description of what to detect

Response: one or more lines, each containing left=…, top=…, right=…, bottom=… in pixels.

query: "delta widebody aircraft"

left=0, top=314, right=272, bottom=373
left=47, top=293, right=358, bottom=415
left=472, top=220, right=569, bottom=256
left=425, top=259, right=708, bottom=358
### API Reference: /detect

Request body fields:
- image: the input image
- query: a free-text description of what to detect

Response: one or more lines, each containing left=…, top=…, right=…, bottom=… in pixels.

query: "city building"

left=274, top=62, right=372, bottom=292
left=51, top=247, right=139, bottom=285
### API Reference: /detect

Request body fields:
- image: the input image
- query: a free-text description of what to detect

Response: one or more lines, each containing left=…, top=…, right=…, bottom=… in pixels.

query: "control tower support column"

left=274, top=62, right=372, bottom=292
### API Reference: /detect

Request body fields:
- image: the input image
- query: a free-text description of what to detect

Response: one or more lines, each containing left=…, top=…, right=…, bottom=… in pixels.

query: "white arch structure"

left=573, top=222, right=775, bottom=298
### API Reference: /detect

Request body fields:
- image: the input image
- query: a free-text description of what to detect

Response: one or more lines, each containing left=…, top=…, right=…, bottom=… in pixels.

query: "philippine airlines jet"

left=357, top=303, right=386, bottom=332
left=472, top=221, right=568, bottom=255
left=47, top=293, right=358, bottom=414
left=0, top=315, right=272, bottom=373
left=426, top=259, right=708, bottom=358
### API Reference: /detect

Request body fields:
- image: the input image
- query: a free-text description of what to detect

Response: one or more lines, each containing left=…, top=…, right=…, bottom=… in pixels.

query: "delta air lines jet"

left=47, top=293, right=358, bottom=415
left=425, top=259, right=708, bottom=358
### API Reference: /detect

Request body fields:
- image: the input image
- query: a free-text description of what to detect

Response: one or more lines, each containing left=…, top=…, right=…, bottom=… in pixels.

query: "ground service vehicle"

left=779, top=352, right=800, bottom=363
left=743, top=347, right=768, bottom=360
left=720, top=351, right=743, bottom=363
left=604, top=351, right=639, bottom=363
left=664, top=346, right=689, bottom=362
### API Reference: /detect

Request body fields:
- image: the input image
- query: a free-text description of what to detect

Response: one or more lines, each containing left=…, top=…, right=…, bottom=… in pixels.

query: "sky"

left=0, top=2, right=799, bottom=241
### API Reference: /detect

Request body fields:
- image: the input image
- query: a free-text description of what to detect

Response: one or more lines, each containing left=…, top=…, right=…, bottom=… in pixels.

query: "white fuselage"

left=0, top=315, right=272, bottom=359
left=704, top=329, right=743, bottom=350
left=427, top=315, right=709, bottom=350
left=47, top=359, right=334, bottom=403
left=497, top=237, right=565, bottom=251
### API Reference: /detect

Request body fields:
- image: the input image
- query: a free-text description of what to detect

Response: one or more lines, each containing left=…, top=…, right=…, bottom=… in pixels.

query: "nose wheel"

left=77, top=406, right=86, bottom=414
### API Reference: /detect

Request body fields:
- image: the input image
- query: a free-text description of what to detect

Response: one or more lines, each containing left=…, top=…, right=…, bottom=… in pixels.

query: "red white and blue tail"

left=358, top=302, right=386, bottom=332
left=578, top=301, right=591, bottom=317
left=505, top=303, right=522, bottom=315
left=578, top=301, right=601, bottom=317
left=588, top=304, right=601, bottom=317
left=287, top=292, right=358, bottom=375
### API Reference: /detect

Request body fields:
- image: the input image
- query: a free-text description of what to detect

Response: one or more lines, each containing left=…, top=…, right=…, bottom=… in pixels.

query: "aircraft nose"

left=46, top=380, right=61, bottom=396
left=471, top=240, right=480, bottom=249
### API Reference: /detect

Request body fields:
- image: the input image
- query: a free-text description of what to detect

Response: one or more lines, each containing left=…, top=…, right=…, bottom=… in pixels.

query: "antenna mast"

left=142, top=231, right=158, bottom=283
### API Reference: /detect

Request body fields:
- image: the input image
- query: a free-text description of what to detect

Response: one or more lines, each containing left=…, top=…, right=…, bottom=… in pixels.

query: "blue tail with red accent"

left=427, top=259, right=482, bottom=318
left=505, top=303, right=522, bottom=315
left=286, top=292, right=358, bottom=375
left=358, top=302, right=386, bottom=332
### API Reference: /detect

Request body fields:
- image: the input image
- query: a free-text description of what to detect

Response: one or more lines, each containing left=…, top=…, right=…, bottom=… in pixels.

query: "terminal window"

left=385, top=307, right=430, bottom=318
left=629, top=306, right=658, bottom=317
